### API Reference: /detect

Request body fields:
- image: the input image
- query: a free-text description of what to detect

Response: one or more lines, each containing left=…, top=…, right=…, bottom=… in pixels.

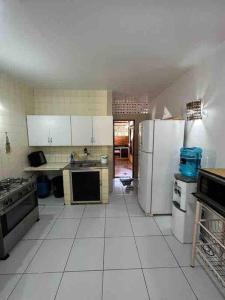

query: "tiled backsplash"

left=33, top=89, right=112, bottom=116
left=32, top=146, right=113, bottom=163
left=0, top=73, right=33, bottom=178
left=32, top=146, right=113, bottom=190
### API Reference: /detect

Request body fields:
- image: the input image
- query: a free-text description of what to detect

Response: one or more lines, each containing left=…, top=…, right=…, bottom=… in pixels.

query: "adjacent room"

left=0, top=1, right=225, bottom=300
left=114, top=120, right=134, bottom=178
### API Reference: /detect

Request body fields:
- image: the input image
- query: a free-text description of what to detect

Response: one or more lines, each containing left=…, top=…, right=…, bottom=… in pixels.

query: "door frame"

left=113, top=119, right=135, bottom=178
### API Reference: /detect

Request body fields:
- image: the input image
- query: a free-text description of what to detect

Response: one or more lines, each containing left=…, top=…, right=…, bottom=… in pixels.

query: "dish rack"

left=191, top=200, right=225, bottom=286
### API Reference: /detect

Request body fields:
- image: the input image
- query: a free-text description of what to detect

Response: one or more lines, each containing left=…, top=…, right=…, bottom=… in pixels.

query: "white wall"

left=151, top=42, right=225, bottom=168
left=0, top=73, right=34, bottom=178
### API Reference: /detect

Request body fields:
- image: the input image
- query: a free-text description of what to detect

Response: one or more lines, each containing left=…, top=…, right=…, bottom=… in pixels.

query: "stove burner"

left=0, top=178, right=31, bottom=198
left=0, top=178, right=29, bottom=185
left=0, top=177, right=36, bottom=213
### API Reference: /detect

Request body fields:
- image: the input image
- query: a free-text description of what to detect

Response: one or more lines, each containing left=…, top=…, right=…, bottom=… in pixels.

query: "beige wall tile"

left=0, top=73, right=33, bottom=178
left=33, top=89, right=110, bottom=116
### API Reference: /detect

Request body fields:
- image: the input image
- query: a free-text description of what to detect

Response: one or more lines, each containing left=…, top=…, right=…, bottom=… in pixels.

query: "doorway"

left=113, top=120, right=134, bottom=178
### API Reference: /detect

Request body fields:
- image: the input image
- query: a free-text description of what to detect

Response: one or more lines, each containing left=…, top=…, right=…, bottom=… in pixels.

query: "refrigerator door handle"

left=173, top=201, right=186, bottom=213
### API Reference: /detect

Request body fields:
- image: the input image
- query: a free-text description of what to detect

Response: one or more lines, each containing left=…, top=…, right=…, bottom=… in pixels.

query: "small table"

left=114, top=146, right=129, bottom=159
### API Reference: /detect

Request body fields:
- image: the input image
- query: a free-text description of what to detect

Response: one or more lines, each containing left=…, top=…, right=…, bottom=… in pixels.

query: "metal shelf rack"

left=191, top=200, right=225, bottom=287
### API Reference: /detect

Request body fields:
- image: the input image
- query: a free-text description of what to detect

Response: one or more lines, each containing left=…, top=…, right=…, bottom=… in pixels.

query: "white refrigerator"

left=138, top=119, right=185, bottom=215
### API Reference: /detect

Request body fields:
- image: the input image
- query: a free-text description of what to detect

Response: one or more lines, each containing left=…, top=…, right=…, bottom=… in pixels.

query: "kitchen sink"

left=78, top=162, right=97, bottom=167
left=65, top=160, right=101, bottom=170
left=69, top=160, right=99, bottom=168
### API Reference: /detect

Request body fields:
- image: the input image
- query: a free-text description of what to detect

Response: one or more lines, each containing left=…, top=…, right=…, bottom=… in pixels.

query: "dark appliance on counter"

left=195, top=168, right=225, bottom=217
left=28, top=151, right=47, bottom=167
left=0, top=177, right=39, bottom=259
left=71, top=170, right=101, bottom=203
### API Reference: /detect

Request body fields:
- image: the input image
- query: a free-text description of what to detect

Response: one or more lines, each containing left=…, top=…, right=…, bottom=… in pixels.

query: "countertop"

left=24, top=162, right=68, bottom=172
left=202, top=168, right=225, bottom=179
left=24, top=161, right=109, bottom=172
left=64, top=161, right=108, bottom=170
left=174, top=173, right=197, bottom=183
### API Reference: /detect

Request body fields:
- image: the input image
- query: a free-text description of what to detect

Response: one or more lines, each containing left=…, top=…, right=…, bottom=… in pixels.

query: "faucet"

left=83, top=148, right=90, bottom=159
left=70, top=152, right=76, bottom=164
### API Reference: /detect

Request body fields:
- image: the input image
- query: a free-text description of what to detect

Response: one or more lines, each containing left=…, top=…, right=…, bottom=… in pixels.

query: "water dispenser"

left=179, top=147, right=202, bottom=178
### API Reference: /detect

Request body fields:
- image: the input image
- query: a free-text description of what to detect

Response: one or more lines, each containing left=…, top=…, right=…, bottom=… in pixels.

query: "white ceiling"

left=1, top=0, right=225, bottom=96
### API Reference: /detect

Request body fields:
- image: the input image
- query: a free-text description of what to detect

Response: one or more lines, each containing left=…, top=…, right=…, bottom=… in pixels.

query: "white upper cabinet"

left=71, top=116, right=93, bottom=146
left=27, top=115, right=113, bottom=147
left=27, top=115, right=71, bottom=146
left=48, top=116, right=71, bottom=146
left=27, top=116, right=50, bottom=146
left=71, top=116, right=113, bottom=146
left=92, top=116, right=113, bottom=145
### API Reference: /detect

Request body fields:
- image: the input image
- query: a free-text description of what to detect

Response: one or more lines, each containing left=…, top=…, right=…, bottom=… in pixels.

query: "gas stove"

left=0, top=177, right=38, bottom=260
left=0, top=177, right=36, bottom=212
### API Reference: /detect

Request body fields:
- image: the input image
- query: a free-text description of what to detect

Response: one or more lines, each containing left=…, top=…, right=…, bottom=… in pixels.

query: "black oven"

left=0, top=191, right=38, bottom=237
left=196, top=169, right=225, bottom=217
left=0, top=188, right=39, bottom=259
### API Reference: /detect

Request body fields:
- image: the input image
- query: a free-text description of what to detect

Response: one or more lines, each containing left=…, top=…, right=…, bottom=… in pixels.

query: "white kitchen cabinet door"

left=49, top=116, right=71, bottom=146
left=27, top=115, right=71, bottom=146
left=71, top=116, right=93, bottom=146
left=27, top=115, right=51, bottom=146
left=92, top=116, right=113, bottom=145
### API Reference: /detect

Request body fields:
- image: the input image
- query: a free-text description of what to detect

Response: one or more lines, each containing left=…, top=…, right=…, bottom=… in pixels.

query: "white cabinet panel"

left=28, top=115, right=113, bottom=147
left=50, top=116, right=71, bottom=146
left=27, top=115, right=71, bottom=146
left=93, top=116, right=113, bottom=146
left=27, top=115, right=51, bottom=146
left=71, top=116, right=93, bottom=146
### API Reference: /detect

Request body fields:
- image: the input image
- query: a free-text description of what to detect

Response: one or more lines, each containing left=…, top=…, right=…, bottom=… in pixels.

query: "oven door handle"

left=0, top=190, right=36, bottom=215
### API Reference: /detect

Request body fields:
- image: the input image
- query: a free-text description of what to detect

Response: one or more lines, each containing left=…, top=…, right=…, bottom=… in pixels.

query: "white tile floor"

left=0, top=179, right=225, bottom=300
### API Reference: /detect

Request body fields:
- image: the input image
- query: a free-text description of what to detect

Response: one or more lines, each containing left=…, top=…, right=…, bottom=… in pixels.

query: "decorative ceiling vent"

left=186, top=100, right=202, bottom=120
left=113, top=94, right=151, bottom=115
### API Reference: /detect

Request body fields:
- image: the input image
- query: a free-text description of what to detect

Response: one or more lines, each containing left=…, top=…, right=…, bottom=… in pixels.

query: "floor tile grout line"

left=6, top=273, right=23, bottom=300
left=123, top=188, right=151, bottom=300
left=1, top=266, right=190, bottom=279
left=6, top=212, right=60, bottom=300
left=8, top=191, right=222, bottom=298
left=101, top=201, right=107, bottom=300
left=24, top=233, right=174, bottom=240
left=6, top=195, right=104, bottom=298
left=53, top=205, right=85, bottom=300
left=153, top=217, right=199, bottom=300
left=102, top=180, right=125, bottom=300
left=0, top=265, right=192, bottom=277
left=4, top=186, right=176, bottom=299
left=56, top=204, right=86, bottom=220
left=183, top=259, right=225, bottom=299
